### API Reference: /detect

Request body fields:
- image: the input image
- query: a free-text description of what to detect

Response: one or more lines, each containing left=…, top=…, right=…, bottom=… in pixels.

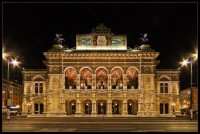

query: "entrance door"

left=40, top=103, right=44, bottom=114
left=128, top=102, right=133, bottom=114
left=71, top=103, right=76, bottom=114
left=112, top=103, right=119, bottom=114
left=85, top=103, right=92, bottom=114
left=34, top=103, right=38, bottom=114
left=97, top=103, right=106, bottom=114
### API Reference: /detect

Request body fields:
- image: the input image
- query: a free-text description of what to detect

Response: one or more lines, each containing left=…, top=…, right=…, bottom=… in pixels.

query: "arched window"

left=126, top=68, right=139, bottom=89
left=111, top=68, right=123, bottom=89
left=96, top=68, right=108, bottom=89
left=65, top=68, right=77, bottom=89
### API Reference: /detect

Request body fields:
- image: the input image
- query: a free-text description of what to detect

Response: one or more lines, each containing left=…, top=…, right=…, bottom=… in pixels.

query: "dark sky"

left=2, top=2, right=198, bottom=90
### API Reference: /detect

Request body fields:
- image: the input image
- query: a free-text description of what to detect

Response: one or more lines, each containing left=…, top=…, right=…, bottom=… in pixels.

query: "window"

left=35, top=82, right=43, bottom=94
left=39, top=83, right=43, bottom=93
left=35, top=83, right=38, bottom=93
left=160, top=82, right=168, bottom=93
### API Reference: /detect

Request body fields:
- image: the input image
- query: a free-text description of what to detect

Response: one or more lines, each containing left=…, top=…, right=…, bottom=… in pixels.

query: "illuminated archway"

left=65, top=68, right=77, bottom=89
left=126, top=68, right=139, bottom=89
left=111, top=68, right=123, bottom=89
left=96, top=68, right=108, bottom=89
left=97, top=100, right=107, bottom=114
left=80, top=68, right=92, bottom=89
left=127, top=99, right=138, bottom=115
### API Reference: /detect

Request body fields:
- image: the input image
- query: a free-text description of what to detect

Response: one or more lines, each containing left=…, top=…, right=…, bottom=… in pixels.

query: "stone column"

left=61, top=74, right=65, bottom=89
left=122, top=95, right=128, bottom=116
left=92, top=74, right=96, bottom=91
left=137, top=93, right=144, bottom=116
left=60, top=93, right=66, bottom=115
left=107, top=95, right=112, bottom=116
left=75, top=94, right=81, bottom=116
left=91, top=99, right=97, bottom=116
left=108, top=74, right=111, bottom=91
left=123, top=74, right=127, bottom=92
left=138, top=73, right=141, bottom=90
left=169, top=97, right=172, bottom=114
left=176, top=97, right=181, bottom=115
left=77, top=74, right=80, bottom=91
left=46, top=93, right=52, bottom=116
left=157, top=97, right=160, bottom=115
left=151, top=74, right=155, bottom=90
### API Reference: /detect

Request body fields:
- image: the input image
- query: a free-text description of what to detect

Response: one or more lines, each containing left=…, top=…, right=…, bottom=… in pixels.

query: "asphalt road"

left=2, top=115, right=198, bottom=132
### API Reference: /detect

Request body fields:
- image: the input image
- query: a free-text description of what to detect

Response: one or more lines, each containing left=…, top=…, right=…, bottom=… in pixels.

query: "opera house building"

left=21, top=24, right=181, bottom=117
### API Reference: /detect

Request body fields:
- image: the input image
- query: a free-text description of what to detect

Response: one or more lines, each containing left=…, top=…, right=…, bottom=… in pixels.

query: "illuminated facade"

left=2, top=79, right=22, bottom=111
left=21, top=24, right=181, bottom=117
left=180, top=87, right=198, bottom=112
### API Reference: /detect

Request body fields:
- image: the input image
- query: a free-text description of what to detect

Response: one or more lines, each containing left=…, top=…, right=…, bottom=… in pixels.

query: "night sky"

left=2, top=2, right=198, bottom=90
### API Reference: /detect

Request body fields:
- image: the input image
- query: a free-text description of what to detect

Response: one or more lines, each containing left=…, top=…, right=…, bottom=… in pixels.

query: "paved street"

left=2, top=115, right=198, bottom=132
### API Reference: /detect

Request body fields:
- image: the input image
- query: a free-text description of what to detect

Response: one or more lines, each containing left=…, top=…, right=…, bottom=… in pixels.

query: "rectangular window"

left=165, top=83, right=168, bottom=93
left=160, top=83, right=164, bottom=93
left=35, top=83, right=38, bottom=93
left=39, top=83, right=43, bottom=93
left=160, top=82, right=168, bottom=93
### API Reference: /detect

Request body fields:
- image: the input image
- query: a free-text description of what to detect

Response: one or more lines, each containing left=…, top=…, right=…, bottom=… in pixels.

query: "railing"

left=63, top=88, right=140, bottom=93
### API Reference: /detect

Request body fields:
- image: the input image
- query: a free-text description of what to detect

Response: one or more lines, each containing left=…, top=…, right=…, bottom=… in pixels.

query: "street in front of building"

left=2, top=116, right=198, bottom=132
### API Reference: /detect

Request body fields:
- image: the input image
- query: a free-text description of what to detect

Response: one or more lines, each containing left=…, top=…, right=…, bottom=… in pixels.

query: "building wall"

left=21, top=25, right=181, bottom=117
left=180, top=87, right=198, bottom=112
left=2, top=79, right=22, bottom=111
left=21, top=52, right=181, bottom=117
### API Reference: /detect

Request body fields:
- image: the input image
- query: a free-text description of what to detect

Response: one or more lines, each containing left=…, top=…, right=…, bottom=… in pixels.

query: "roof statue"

left=139, top=33, right=148, bottom=44
left=54, top=33, right=65, bottom=45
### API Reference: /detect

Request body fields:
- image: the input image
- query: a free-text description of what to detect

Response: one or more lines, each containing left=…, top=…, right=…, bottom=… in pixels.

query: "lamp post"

left=181, top=53, right=197, bottom=120
left=3, top=52, right=19, bottom=121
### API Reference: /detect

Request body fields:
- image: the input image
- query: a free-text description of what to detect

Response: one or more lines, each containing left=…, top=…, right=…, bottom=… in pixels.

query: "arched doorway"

left=97, top=100, right=107, bottom=114
left=65, top=68, right=77, bottom=89
left=111, top=68, right=123, bottom=89
left=126, top=68, right=138, bottom=89
left=80, top=68, right=92, bottom=90
left=96, top=68, right=108, bottom=89
left=83, top=100, right=92, bottom=114
left=112, top=100, right=121, bottom=114
left=65, top=100, right=76, bottom=115
left=127, top=99, right=138, bottom=115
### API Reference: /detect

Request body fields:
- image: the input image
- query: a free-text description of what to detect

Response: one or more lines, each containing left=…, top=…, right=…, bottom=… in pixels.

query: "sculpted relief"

left=172, top=83, right=177, bottom=93
left=51, top=67, right=60, bottom=74
left=52, top=76, right=60, bottom=90
left=143, top=76, right=151, bottom=90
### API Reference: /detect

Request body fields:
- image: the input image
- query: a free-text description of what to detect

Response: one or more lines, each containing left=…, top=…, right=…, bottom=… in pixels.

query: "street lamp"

left=181, top=53, right=198, bottom=120
left=3, top=52, right=20, bottom=121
